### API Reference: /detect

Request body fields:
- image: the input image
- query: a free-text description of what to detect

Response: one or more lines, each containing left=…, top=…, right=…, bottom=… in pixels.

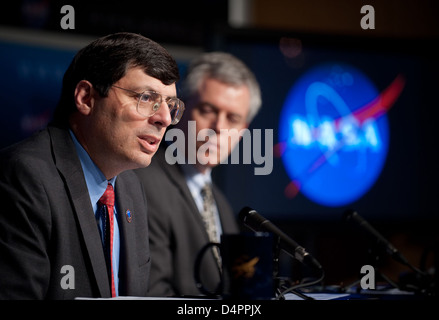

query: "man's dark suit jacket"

left=134, top=143, right=240, bottom=297
left=0, top=125, right=150, bottom=299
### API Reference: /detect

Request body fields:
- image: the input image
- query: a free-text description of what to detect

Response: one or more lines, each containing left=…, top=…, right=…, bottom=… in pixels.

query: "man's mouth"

left=138, top=134, right=161, bottom=152
left=143, top=135, right=159, bottom=145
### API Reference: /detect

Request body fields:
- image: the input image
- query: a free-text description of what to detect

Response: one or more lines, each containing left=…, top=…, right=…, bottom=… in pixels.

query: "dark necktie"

left=200, top=183, right=222, bottom=268
left=98, top=182, right=116, bottom=297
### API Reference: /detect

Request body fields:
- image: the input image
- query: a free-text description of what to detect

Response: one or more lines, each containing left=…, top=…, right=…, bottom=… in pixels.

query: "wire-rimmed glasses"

left=112, top=85, right=185, bottom=125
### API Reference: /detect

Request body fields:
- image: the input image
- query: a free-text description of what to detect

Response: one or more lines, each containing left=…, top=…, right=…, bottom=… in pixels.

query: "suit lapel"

left=212, top=185, right=239, bottom=234
left=156, top=147, right=200, bottom=217
left=48, top=126, right=111, bottom=297
left=155, top=147, right=214, bottom=242
left=114, top=177, right=138, bottom=296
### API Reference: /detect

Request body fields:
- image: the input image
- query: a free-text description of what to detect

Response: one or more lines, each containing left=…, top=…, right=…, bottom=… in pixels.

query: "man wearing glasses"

left=135, top=52, right=262, bottom=297
left=0, top=32, right=184, bottom=299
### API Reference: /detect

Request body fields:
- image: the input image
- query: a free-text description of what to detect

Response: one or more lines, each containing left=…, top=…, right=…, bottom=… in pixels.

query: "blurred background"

left=1, top=0, right=438, bottom=291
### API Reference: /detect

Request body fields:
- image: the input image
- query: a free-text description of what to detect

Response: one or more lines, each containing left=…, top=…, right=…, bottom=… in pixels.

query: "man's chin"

left=134, top=154, right=153, bottom=169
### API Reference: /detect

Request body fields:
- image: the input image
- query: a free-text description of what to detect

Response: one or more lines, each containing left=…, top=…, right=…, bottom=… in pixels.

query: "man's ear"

left=74, top=80, right=94, bottom=115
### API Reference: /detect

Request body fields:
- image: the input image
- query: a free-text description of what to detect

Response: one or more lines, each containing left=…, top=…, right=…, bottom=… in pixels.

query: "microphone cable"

left=275, top=269, right=325, bottom=300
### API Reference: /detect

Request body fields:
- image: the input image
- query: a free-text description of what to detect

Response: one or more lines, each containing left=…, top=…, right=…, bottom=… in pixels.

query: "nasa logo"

left=277, top=63, right=405, bottom=206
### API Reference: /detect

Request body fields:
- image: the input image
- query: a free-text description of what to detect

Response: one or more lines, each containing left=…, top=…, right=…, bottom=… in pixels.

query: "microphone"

left=239, top=207, right=322, bottom=270
left=343, top=209, right=410, bottom=266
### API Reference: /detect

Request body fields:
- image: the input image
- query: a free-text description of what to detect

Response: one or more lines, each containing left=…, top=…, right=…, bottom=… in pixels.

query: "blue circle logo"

left=278, top=63, right=404, bottom=207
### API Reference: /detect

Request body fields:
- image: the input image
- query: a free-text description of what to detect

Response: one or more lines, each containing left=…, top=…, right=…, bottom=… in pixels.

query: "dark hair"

left=52, top=32, right=180, bottom=125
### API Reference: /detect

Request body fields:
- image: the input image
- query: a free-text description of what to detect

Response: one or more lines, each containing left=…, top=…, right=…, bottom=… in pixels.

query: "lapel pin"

left=126, top=209, right=133, bottom=223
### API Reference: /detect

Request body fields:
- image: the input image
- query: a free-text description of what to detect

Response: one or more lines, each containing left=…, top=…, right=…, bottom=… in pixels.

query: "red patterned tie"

left=98, top=182, right=116, bottom=297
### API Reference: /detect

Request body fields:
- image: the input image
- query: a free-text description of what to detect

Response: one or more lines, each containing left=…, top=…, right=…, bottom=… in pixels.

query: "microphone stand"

left=345, top=240, right=431, bottom=296
left=272, top=235, right=282, bottom=298
left=343, top=210, right=434, bottom=297
left=345, top=243, right=400, bottom=294
left=272, top=235, right=317, bottom=300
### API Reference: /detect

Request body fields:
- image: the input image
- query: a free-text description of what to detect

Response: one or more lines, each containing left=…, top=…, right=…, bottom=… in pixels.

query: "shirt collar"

left=181, top=164, right=212, bottom=190
left=69, top=130, right=117, bottom=213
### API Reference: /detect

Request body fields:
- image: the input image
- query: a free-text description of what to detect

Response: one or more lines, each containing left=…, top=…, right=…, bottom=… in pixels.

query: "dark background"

left=1, top=0, right=438, bottom=288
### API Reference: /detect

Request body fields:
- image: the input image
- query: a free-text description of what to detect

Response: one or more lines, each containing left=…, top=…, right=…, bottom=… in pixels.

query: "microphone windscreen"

left=239, top=207, right=265, bottom=231
left=342, top=209, right=357, bottom=222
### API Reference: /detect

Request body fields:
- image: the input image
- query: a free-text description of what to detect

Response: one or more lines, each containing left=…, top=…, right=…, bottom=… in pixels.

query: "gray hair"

left=182, top=52, right=262, bottom=123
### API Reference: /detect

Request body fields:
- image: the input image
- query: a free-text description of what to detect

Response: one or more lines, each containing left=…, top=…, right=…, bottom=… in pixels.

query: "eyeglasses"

left=112, top=85, right=185, bottom=125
